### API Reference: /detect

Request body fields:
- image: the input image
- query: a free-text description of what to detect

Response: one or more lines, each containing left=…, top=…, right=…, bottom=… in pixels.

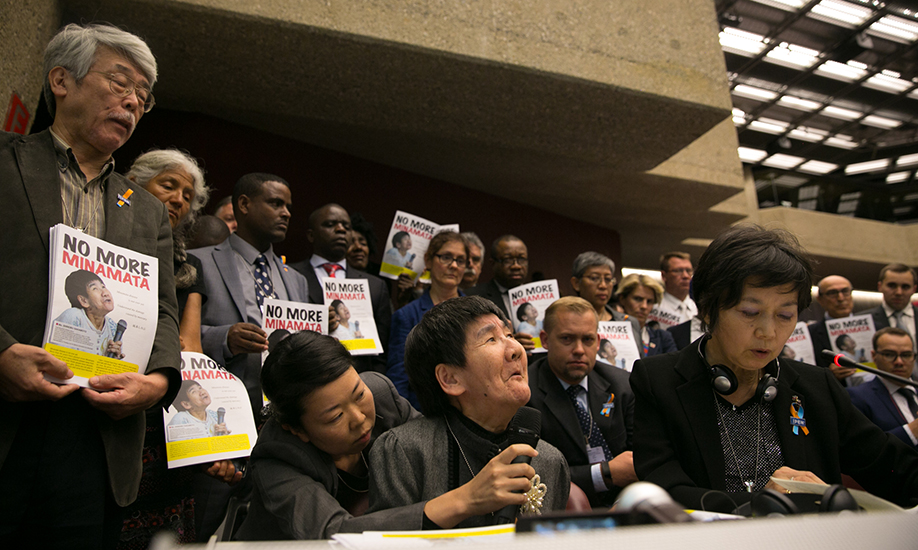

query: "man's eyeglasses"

left=91, top=71, right=155, bottom=113
left=877, top=350, right=916, bottom=362
left=822, top=288, right=852, bottom=299
left=433, top=254, right=469, bottom=268
left=498, top=256, right=528, bottom=267
left=582, top=274, right=615, bottom=286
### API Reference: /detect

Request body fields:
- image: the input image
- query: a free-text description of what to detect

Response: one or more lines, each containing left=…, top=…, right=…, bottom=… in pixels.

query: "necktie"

left=892, top=310, right=905, bottom=330
left=566, top=385, right=611, bottom=462
left=898, top=388, right=918, bottom=419
left=254, top=255, right=276, bottom=308
left=322, top=263, right=343, bottom=278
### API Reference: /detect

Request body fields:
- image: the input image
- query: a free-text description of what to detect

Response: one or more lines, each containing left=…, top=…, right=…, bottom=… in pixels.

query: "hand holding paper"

left=82, top=370, right=169, bottom=420
left=0, top=343, right=77, bottom=401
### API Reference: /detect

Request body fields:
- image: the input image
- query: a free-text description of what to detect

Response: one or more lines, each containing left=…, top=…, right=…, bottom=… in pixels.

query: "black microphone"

left=494, top=407, right=541, bottom=524
left=821, top=350, right=918, bottom=389
left=217, top=407, right=226, bottom=425
left=106, top=319, right=127, bottom=358
left=615, top=481, right=694, bottom=523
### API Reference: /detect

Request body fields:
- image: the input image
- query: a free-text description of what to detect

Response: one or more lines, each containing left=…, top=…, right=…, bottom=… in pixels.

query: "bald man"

left=289, top=203, right=391, bottom=373
left=808, top=275, right=858, bottom=382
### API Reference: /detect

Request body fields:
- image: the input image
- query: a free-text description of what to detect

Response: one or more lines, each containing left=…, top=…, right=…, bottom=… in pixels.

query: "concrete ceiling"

left=61, top=0, right=744, bottom=266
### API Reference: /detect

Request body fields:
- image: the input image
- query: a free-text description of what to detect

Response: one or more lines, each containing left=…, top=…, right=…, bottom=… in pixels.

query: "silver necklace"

left=61, top=186, right=103, bottom=233
left=715, top=393, right=762, bottom=493
left=336, top=451, right=369, bottom=493
left=445, top=417, right=477, bottom=477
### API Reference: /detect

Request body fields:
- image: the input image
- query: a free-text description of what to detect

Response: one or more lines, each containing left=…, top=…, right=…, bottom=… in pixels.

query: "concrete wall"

left=0, top=0, right=60, bottom=132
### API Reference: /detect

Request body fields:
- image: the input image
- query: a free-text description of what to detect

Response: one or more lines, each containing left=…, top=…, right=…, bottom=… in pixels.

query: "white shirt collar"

left=310, top=254, right=347, bottom=271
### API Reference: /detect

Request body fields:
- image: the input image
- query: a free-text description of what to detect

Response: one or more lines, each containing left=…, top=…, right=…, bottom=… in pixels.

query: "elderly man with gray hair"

left=459, top=231, right=485, bottom=291
left=0, top=23, right=181, bottom=547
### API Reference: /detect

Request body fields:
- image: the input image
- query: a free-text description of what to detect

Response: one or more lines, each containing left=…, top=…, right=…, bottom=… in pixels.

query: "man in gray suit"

left=189, top=172, right=308, bottom=537
left=0, top=24, right=180, bottom=547
left=190, top=173, right=309, bottom=414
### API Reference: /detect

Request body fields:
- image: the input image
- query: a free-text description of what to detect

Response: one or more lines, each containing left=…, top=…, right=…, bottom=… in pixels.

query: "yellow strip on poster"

left=340, top=338, right=377, bottom=351
left=379, top=263, right=417, bottom=279
left=379, top=525, right=515, bottom=538
left=166, top=434, right=251, bottom=461
left=44, top=343, right=139, bottom=378
left=532, top=337, right=542, bottom=349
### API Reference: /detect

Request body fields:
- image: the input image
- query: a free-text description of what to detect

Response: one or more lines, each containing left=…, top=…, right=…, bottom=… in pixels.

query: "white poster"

left=826, top=314, right=876, bottom=364
left=324, top=278, right=383, bottom=355
left=781, top=322, right=817, bottom=366
left=43, top=224, right=158, bottom=386
left=379, top=211, right=438, bottom=282
left=597, top=321, right=642, bottom=372
left=164, top=352, right=258, bottom=469
left=508, top=280, right=560, bottom=353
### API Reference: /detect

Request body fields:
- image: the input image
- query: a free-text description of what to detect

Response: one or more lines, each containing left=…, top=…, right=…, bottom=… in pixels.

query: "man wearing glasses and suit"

left=0, top=24, right=180, bottom=547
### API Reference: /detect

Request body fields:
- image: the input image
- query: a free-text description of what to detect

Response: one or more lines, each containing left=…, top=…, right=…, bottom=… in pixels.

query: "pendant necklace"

left=715, top=393, right=762, bottom=493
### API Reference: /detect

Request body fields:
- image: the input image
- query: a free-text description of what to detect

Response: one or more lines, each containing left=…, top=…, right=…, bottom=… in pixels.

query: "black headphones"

left=698, top=337, right=780, bottom=402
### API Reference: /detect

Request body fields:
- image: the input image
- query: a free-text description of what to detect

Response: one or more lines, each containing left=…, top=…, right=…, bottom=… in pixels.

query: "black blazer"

left=465, top=279, right=511, bottom=319
left=0, top=130, right=181, bottom=506
left=290, top=259, right=392, bottom=373
left=527, top=356, right=633, bottom=506
left=807, top=320, right=833, bottom=368
left=668, top=320, right=692, bottom=351
left=862, top=304, right=918, bottom=333
left=630, top=341, right=918, bottom=511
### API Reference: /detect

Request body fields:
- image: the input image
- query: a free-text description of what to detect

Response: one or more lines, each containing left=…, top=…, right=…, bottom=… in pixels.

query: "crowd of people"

left=4, top=22, right=918, bottom=550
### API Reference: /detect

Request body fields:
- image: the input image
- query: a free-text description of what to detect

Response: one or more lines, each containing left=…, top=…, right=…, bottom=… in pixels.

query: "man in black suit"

left=807, top=275, right=859, bottom=380
left=290, top=203, right=391, bottom=373
left=0, top=24, right=180, bottom=547
left=527, top=297, right=636, bottom=507
left=466, top=234, right=535, bottom=352
left=861, top=264, right=918, bottom=345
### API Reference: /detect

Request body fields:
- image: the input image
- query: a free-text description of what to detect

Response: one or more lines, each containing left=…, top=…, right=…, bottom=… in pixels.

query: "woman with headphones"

left=630, top=225, right=918, bottom=513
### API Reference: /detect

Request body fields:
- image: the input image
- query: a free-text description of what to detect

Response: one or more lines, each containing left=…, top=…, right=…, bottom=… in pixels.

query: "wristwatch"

left=600, top=460, right=613, bottom=489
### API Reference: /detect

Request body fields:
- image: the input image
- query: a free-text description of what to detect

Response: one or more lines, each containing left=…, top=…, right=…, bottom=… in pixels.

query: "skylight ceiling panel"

left=720, top=27, right=769, bottom=57
left=807, top=0, right=873, bottom=29
left=798, top=160, right=840, bottom=174
left=863, top=72, right=915, bottom=94
left=765, top=42, right=822, bottom=69
left=763, top=153, right=806, bottom=169
left=814, top=59, right=868, bottom=82
left=868, top=15, right=918, bottom=45
left=748, top=0, right=807, bottom=13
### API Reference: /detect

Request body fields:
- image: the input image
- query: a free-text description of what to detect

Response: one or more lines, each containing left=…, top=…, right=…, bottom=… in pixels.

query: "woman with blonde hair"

left=615, top=273, right=677, bottom=357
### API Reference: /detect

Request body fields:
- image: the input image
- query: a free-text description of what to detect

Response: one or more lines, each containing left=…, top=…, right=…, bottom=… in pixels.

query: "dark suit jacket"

left=668, top=320, right=692, bottom=350
left=236, top=372, right=425, bottom=540
left=466, top=279, right=510, bottom=319
left=0, top=130, right=181, bottom=506
left=862, top=304, right=918, bottom=333
left=190, top=239, right=309, bottom=412
left=647, top=326, right=677, bottom=356
left=527, top=356, right=633, bottom=506
left=848, top=377, right=918, bottom=450
left=807, top=320, right=833, bottom=368
left=290, top=259, right=392, bottom=373
left=631, top=342, right=918, bottom=511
